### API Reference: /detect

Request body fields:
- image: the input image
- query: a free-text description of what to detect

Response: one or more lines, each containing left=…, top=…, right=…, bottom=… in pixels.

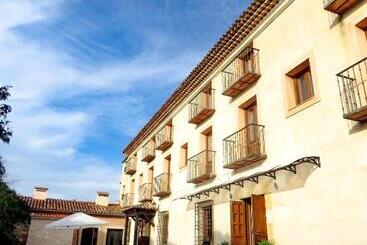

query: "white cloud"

left=0, top=0, right=201, bottom=201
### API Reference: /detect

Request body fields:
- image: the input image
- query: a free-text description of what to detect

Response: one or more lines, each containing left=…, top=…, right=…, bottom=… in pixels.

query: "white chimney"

left=33, top=186, right=48, bottom=200
left=96, top=192, right=109, bottom=206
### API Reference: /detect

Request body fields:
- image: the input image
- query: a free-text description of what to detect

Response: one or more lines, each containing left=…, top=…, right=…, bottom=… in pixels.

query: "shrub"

left=218, top=241, right=230, bottom=245
left=258, top=240, right=274, bottom=245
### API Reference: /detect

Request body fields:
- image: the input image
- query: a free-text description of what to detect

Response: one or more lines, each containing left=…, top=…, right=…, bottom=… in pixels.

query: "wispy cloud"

left=1, top=0, right=247, bottom=200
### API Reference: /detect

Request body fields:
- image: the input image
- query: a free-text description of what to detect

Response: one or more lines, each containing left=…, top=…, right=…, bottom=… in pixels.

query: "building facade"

left=23, top=187, right=125, bottom=245
left=120, top=0, right=367, bottom=244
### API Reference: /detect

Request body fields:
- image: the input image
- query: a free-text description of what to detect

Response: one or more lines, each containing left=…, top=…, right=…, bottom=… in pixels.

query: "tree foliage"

left=0, top=86, right=12, bottom=144
left=0, top=86, right=30, bottom=244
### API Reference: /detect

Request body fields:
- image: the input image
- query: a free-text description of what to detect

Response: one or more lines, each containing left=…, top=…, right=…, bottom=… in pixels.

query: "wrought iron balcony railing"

left=222, top=47, right=260, bottom=97
left=121, top=193, right=134, bottom=208
left=155, top=125, right=173, bottom=151
left=337, top=57, right=367, bottom=122
left=141, top=140, right=155, bottom=162
left=124, top=156, right=137, bottom=175
left=323, top=0, right=359, bottom=15
left=187, top=150, right=215, bottom=184
left=223, top=124, right=266, bottom=169
left=188, top=89, right=215, bottom=124
left=139, top=183, right=153, bottom=202
left=153, top=173, right=170, bottom=197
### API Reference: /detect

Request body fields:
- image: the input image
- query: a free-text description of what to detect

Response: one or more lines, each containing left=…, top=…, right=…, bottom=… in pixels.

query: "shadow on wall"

left=348, top=121, right=367, bottom=135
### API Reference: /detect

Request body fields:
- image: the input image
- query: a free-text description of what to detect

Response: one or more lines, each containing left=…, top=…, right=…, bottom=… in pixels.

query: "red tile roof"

left=123, top=0, right=280, bottom=155
left=21, top=196, right=124, bottom=219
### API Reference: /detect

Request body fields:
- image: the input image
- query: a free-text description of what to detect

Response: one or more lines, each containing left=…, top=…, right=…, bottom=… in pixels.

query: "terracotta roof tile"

left=21, top=196, right=124, bottom=217
left=123, top=0, right=280, bottom=155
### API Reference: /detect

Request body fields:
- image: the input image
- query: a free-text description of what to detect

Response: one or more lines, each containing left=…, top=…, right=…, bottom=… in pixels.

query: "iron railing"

left=155, top=125, right=173, bottom=150
left=188, top=89, right=215, bottom=122
left=153, top=173, right=170, bottom=197
left=222, top=47, right=260, bottom=92
left=337, top=57, right=367, bottom=121
left=139, top=183, right=153, bottom=202
left=223, top=124, right=266, bottom=168
left=142, top=140, right=155, bottom=162
left=124, top=156, right=137, bottom=174
left=187, top=150, right=215, bottom=183
left=121, top=193, right=134, bottom=207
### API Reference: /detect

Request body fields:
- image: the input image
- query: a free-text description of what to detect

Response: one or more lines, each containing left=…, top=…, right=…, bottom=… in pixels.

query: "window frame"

left=158, top=211, right=169, bottom=245
left=293, top=67, right=314, bottom=105
left=179, top=143, right=188, bottom=169
left=105, top=228, right=123, bottom=245
left=195, top=201, right=213, bottom=245
left=284, top=57, right=320, bottom=118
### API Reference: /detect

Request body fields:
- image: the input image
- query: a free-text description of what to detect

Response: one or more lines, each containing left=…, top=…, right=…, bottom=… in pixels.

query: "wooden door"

left=251, top=195, right=267, bottom=244
left=205, top=130, right=213, bottom=175
left=244, top=198, right=252, bottom=245
left=245, top=103, right=259, bottom=156
left=231, top=201, right=245, bottom=245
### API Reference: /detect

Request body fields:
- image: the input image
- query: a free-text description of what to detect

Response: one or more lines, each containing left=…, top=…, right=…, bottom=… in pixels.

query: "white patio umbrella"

left=46, top=212, right=109, bottom=245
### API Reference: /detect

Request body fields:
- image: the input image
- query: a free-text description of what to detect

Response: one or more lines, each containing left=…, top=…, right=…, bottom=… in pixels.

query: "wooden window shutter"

left=251, top=194, right=267, bottom=244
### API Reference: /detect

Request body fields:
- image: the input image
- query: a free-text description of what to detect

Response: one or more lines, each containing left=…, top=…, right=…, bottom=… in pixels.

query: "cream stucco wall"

left=27, top=216, right=124, bottom=245
left=121, top=0, right=367, bottom=244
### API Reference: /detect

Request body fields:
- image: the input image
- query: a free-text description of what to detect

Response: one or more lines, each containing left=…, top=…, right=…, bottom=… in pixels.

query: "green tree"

left=0, top=86, right=30, bottom=244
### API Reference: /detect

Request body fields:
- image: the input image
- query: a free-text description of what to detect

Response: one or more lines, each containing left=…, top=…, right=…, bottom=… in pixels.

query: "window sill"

left=286, top=96, right=320, bottom=118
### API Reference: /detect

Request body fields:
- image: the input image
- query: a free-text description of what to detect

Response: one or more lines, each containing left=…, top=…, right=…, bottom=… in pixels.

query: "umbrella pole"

left=77, top=227, right=80, bottom=245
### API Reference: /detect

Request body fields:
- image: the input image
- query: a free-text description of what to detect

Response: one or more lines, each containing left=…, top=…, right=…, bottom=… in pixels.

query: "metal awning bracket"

left=246, top=176, right=259, bottom=183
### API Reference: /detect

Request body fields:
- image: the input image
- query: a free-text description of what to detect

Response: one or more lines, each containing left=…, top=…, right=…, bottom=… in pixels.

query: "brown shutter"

left=251, top=194, right=267, bottom=244
left=231, top=201, right=245, bottom=245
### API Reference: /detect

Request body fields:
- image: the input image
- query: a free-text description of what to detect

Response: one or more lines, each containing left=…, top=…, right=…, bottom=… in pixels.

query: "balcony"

left=141, top=140, right=155, bottom=162
left=121, top=193, right=134, bottom=208
left=187, top=150, right=215, bottom=184
left=337, top=57, right=367, bottom=122
left=223, top=124, right=266, bottom=169
left=124, top=156, right=137, bottom=175
left=155, top=125, right=173, bottom=151
left=153, top=173, right=170, bottom=197
left=139, top=183, right=153, bottom=202
left=222, top=47, right=260, bottom=97
left=323, top=0, right=359, bottom=14
left=188, top=88, right=215, bottom=124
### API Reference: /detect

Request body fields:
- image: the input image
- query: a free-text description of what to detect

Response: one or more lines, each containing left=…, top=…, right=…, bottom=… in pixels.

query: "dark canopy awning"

left=122, top=202, right=157, bottom=245
left=177, top=156, right=321, bottom=201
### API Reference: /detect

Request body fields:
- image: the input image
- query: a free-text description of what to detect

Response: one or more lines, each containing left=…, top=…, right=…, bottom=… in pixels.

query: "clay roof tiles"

left=21, top=196, right=124, bottom=218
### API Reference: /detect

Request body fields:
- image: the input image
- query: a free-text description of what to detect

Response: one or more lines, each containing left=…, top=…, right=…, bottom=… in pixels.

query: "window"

left=195, top=201, right=213, bottom=245
left=164, top=155, right=171, bottom=174
left=180, top=143, right=188, bottom=169
left=130, top=179, right=135, bottom=193
left=201, top=127, right=212, bottom=151
left=81, top=228, right=98, bottom=245
left=106, top=229, right=123, bottom=245
left=158, top=212, right=169, bottom=245
left=285, top=58, right=319, bottom=117
left=286, top=60, right=314, bottom=105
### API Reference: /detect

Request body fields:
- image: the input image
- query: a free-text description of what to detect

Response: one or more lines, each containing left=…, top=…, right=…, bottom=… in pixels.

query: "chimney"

left=33, top=186, right=48, bottom=200
left=96, top=192, right=109, bottom=206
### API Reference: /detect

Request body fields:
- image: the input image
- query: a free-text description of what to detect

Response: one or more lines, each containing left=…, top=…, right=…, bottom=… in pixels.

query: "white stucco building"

left=120, top=0, right=367, bottom=244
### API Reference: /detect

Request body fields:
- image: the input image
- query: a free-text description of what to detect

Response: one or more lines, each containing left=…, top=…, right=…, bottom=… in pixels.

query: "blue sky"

left=1, top=0, right=250, bottom=201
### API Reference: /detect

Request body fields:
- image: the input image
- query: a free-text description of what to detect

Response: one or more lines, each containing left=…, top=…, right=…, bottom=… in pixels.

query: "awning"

left=177, top=156, right=320, bottom=201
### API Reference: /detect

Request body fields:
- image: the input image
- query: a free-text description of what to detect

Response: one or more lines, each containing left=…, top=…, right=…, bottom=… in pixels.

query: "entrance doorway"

left=231, top=195, right=267, bottom=245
